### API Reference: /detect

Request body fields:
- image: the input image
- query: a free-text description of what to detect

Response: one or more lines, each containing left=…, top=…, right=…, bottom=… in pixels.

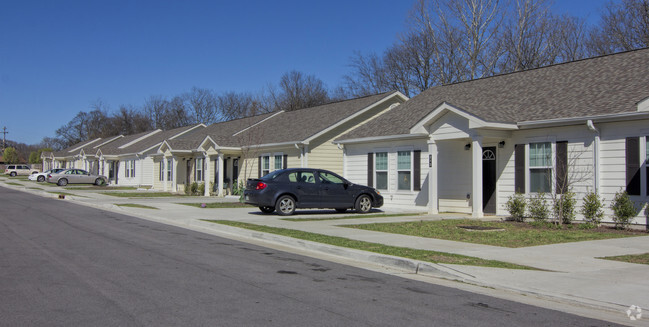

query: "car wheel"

left=355, top=194, right=372, bottom=214
left=335, top=208, right=347, bottom=213
left=10, top=172, right=16, bottom=177
left=57, top=178, right=68, bottom=186
left=275, top=195, right=296, bottom=216
left=94, top=178, right=105, bottom=186
left=259, top=206, right=275, bottom=214
left=37, top=176, right=45, bottom=182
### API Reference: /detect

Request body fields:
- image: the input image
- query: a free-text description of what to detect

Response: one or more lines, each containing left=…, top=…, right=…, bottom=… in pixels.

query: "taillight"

left=255, top=182, right=267, bottom=190
left=47, top=174, right=51, bottom=178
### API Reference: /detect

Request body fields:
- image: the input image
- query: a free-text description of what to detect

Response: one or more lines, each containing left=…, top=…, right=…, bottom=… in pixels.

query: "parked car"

left=29, top=168, right=66, bottom=182
left=244, top=168, right=383, bottom=216
left=46, top=168, right=108, bottom=186
left=4, top=164, right=40, bottom=177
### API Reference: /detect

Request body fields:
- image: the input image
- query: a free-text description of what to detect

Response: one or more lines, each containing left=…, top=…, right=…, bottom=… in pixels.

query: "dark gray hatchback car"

left=244, top=168, right=383, bottom=216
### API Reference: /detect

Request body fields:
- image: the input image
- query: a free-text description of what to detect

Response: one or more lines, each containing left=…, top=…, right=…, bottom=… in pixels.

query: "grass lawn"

left=204, top=220, right=538, bottom=270
left=27, top=187, right=44, bottom=190
left=103, top=192, right=181, bottom=197
left=115, top=203, right=158, bottom=210
left=342, top=219, right=645, bottom=248
left=598, top=253, right=649, bottom=265
left=64, top=186, right=135, bottom=190
left=177, top=202, right=251, bottom=209
left=6, top=182, right=23, bottom=186
left=281, top=213, right=426, bottom=222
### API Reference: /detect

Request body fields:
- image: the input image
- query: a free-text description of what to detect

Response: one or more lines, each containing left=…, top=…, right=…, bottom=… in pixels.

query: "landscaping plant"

left=505, top=193, right=526, bottom=222
left=581, top=191, right=604, bottom=228
left=609, top=190, right=637, bottom=229
left=528, top=192, right=549, bottom=221
left=553, top=191, right=576, bottom=224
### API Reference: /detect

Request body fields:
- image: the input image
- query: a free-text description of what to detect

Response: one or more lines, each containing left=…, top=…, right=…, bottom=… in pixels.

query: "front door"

left=482, top=147, right=497, bottom=214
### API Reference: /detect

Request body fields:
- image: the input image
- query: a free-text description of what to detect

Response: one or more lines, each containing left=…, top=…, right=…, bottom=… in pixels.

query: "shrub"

left=581, top=191, right=604, bottom=227
left=190, top=182, right=199, bottom=195
left=232, top=180, right=245, bottom=196
left=505, top=193, right=526, bottom=222
left=609, top=190, right=637, bottom=229
left=528, top=192, right=549, bottom=221
left=198, top=182, right=205, bottom=195
left=553, top=191, right=576, bottom=224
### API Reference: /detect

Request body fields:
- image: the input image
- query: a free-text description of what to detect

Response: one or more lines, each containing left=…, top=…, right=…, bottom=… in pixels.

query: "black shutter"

left=514, top=144, right=525, bottom=193
left=556, top=141, right=568, bottom=194
left=367, top=153, right=373, bottom=187
left=283, top=154, right=288, bottom=169
left=258, top=156, right=262, bottom=178
left=626, top=137, right=640, bottom=195
left=413, top=150, right=421, bottom=191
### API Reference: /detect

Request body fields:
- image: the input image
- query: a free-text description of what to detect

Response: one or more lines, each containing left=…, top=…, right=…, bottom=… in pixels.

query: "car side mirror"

left=343, top=183, right=349, bottom=190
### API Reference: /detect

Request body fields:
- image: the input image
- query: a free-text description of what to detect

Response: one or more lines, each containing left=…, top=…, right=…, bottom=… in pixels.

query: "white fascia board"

left=335, top=133, right=428, bottom=145
left=118, top=130, right=161, bottom=149
left=246, top=140, right=305, bottom=149
left=69, top=138, right=102, bottom=153
left=232, top=111, right=285, bottom=137
left=198, top=136, right=217, bottom=151
left=638, top=96, right=649, bottom=112
left=156, top=140, right=172, bottom=154
left=94, top=135, right=123, bottom=149
left=518, top=112, right=649, bottom=129
left=168, top=123, right=206, bottom=140
left=410, top=102, right=516, bottom=133
left=304, top=91, right=408, bottom=144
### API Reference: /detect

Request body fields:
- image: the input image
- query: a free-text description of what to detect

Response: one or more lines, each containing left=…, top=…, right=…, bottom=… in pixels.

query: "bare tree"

left=268, top=71, right=329, bottom=111
left=184, top=87, right=220, bottom=124
left=165, top=96, right=192, bottom=129
left=109, top=105, right=152, bottom=135
left=217, top=91, right=269, bottom=121
left=587, top=0, right=649, bottom=55
left=143, top=95, right=169, bottom=129
left=343, top=52, right=393, bottom=97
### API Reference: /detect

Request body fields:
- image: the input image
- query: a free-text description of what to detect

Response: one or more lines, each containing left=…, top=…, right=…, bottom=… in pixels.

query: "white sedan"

left=29, top=168, right=66, bottom=182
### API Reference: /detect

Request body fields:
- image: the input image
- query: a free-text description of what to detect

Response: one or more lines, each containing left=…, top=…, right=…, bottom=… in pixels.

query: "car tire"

left=37, top=176, right=45, bottom=182
left=259, top=206, right=275, bottom=214
left=355, top=194, right=372, bottom=214
left=94, top=178, right=104, bottom=186
left=57, top=178, right=68, bottom=186
left=335, top=208, right=347, bottom=213
left=275, top=195, right=296, bottom=216
left=9, top=172, right=16, bottom=177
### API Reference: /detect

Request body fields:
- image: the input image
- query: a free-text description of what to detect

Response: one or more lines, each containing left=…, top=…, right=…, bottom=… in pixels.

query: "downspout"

left=587, top=120, right=600, bottom=191
left=337, top=143, right=346, bottom=177
left=294, top=144, right=302, bottom=167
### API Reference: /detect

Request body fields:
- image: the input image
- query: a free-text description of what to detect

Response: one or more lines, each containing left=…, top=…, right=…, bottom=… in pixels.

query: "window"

left=159, top=161, right=164, bottom=181
left=125, top=160, right=135, bottom=178
left=397, top=151, right=411, bottom=191
left=319, top=171, right=344, bottom=184
left=261, top=155, right=270, bottom=176
left=167, top=159, right=173, bottom=181
left=375, top=152, right=388, bottom=190
left=287, top=171, right=315, bottom=183
left=195, top=158, right=204, bottom=182
left=529, top=142, right=552, bottom=193
left=274, top=154, right=283, bottom=170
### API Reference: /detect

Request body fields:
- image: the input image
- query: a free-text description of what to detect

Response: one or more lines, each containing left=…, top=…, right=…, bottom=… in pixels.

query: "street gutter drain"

left=457, top=226, right=504, bottom=232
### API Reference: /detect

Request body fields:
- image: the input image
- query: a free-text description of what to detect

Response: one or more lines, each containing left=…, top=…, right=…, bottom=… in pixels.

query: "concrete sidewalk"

left=3, top=179, right=648, bottom=325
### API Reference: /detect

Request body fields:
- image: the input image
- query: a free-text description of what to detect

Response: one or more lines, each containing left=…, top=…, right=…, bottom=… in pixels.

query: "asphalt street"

left=0, top=187, right=623, bottom=326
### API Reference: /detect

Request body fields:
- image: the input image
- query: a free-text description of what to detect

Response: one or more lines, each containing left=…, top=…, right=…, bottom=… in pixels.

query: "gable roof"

left=96, top=130, right=160, bottom=156
left=338, top=48, right=649, bottom=141
left=233, top=92, right=405, bottom=147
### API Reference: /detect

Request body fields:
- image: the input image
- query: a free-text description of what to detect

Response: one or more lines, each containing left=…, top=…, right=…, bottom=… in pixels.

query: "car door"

left=78, top=169, right=92, bottom=183
left=317, top=171, right=353, bottom=208
left=286, top=170, right=320, bottom=207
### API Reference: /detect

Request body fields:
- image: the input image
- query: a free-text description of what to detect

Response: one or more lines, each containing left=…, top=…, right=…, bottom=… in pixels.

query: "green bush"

left=190, top=182, right=199, bottom=195
left=198, top=182, right=205, bottom=195
left=609, top=190, right=637, bottom=229
left=581, top=191, right=604, bottom=227
left=505, top=193, right=526, bottom=222
left=232, top=180, right=245, bottom=196
left=553, top=191, right=576, bottom=224
left=528, top=192, right=549, bottom=221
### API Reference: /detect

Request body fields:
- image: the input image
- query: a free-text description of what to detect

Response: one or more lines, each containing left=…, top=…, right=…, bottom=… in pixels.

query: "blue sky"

left=0, top=0, right=611, bottom=145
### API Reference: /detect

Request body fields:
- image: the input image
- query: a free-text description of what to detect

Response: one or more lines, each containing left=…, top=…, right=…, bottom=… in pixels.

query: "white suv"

left=4, top=165, right=39, bottom=177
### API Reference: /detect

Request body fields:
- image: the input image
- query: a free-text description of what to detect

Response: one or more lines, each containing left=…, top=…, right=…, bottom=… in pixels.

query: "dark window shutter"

left=367, top=153, right=373, bottom=187
left=283, top=154, right=288, bottom=169
left=413, top=150, right=421, bottom=191
left=646, top=136, right=648, bottom=196
left=258, top=156, right=262, bottom=178
left=514, top=144, right=525, bottom=193
left=556, top=141, right=568, bottom=194
left=626, top=137, right=640, bottom=195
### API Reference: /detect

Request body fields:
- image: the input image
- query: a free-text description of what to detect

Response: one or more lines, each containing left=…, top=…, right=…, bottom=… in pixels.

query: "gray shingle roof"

left=97, top=130, right=159, bottom=155
left=233, top=92, right=396, bottom=146
left=339, top=48, right=649, bottom=140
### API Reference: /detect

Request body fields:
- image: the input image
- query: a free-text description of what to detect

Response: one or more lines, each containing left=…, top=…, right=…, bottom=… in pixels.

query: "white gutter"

left=518, top=112, right=649, bottom=129
left=587, top=120, right=600, bottom=191
left=335, top=133, right=428, bottom=145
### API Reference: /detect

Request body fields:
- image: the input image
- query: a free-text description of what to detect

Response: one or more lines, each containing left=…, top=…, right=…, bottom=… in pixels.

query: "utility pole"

left=1, top=126, right=7, bottom=151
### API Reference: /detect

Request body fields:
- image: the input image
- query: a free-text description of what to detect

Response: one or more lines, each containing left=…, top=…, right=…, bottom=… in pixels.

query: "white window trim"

left=261, top=153, right=271, bottom=176
left=396, top=147, right=415, bottom=192
left=526, top=141, right=556, bottom=194
left=374, top=151, right=389, bottom=191
left=195, top=157, right=204, bottom=182
left=273, top=152, right=284, bottom=171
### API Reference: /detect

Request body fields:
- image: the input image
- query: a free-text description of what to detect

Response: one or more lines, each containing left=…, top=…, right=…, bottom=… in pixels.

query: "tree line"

left=14, top=0, right=649, bottom=159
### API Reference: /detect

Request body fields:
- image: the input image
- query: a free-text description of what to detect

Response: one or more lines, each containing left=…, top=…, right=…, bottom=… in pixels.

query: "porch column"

left=204, top=153, right=211, bottom=197
left=427, top=137, right=438, bottom=214
left=217, top=153, right=224, bottom=197
left=171, top=157, right=178, bottom=193
left=163, top=157, right=168, bottom=192
left=472, top=136, right=484, bottom=218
